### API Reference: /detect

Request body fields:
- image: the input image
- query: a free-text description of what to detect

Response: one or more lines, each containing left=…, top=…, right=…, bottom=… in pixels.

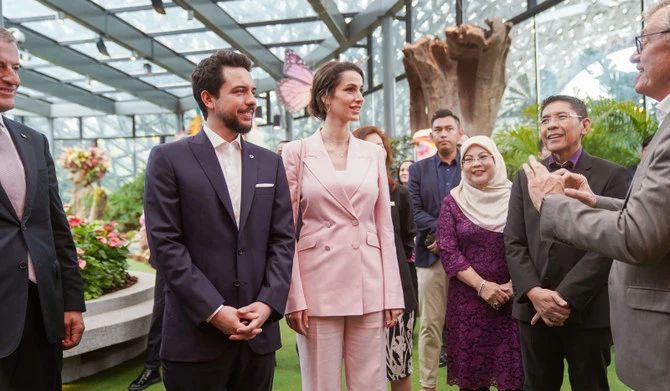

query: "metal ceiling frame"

left=308, top=0, right=348, bottom=44
left=172, top=0, right=285, bottom=80
left=37, top=0, right=195, bottom=82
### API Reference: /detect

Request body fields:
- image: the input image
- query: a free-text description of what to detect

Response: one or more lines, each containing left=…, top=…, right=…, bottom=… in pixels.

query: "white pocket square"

left=255, top=183, right=275, bottom=188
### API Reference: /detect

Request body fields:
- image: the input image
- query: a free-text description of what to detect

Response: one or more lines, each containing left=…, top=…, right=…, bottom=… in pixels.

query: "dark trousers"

left=162, top=343, right=275, bottom=391
left=145, top=269, right=165, bottom=370
left=0, top=282, right=62, bottom=391
left=518, top=321, right=611, bottom=391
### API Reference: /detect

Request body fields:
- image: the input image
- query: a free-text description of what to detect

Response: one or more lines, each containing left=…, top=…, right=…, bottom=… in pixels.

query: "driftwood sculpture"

left=402, top=17, right=513, bottom=136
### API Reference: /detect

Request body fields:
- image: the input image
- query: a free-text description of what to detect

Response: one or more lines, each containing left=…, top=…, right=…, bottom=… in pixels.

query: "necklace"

left=321, top=129, right=349, bottom=159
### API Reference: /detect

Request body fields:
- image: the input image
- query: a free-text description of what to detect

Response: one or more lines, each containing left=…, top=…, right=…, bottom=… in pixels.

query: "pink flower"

left=103, top=223, right=114, bottom=233
left=78, top=259, right=87, bottom=270
left=76, top=248, right=85, bottom=256
left=68, top=216, right=83, bottom=228
left=97, top=236, right=108, bottom=245
left=108, top=237, right=123, bottom=248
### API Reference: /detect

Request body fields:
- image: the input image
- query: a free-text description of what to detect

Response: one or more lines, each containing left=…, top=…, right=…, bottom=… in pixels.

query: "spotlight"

left=151, top=0, right=167, bottom=15
left=7, top=27, right=26, bottom=44
left=96, top=37, right=110, bottom=57
left=187, top=10, right=194, bottom=21
left=272, top=114, right=281, bottom=129
left=254, top=107, right=264, bottom=123
left=19, top=50, right=31, bottom=62
left=130, top=51, right=138, bottom=61
left=143, top=62, right=153, bottom=75
left=56, top=11, right=65, bottom=24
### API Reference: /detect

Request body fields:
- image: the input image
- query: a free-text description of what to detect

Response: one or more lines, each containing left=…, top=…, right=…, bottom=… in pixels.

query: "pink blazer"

left=282, top=130, right=404, bottom=316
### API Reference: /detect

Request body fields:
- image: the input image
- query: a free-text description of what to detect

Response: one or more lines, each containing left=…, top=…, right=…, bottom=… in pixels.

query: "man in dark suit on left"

left=0, top=28, right=86, bottom=390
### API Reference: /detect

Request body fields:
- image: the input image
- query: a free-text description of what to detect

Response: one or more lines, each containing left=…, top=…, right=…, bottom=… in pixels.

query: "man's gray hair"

left=645, top=0, right=670, bottom=30
left=0, top=27, right=18, bottom=44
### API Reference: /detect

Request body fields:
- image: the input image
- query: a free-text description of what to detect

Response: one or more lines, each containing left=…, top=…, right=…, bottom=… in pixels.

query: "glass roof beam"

left=15, top=94, right=52, bottom=116
left=21, top=69, right=116, bottom=114
left=6, top=19, right=180, bottom=111
left=38, top=0, right=195, bottom=82
left=172, top=0, right=284, bottom=80
left=305, top=0, right=405, bottom=65
left=308, top=0, right=348, bottom=44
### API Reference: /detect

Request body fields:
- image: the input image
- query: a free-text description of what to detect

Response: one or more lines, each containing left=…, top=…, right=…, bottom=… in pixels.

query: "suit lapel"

left=188, top=130, right=237, bottom=228
left=2, top=119, right=37, bottom=223
left=303, top=132, right=357, bottom=218
left=238, top=140, right=257, bottom=232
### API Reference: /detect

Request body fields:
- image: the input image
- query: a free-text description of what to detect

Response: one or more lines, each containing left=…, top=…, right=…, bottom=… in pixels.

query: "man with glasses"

left=505, top=95, right=628, bottom=390
left=522, top=1, right=670, bottom=388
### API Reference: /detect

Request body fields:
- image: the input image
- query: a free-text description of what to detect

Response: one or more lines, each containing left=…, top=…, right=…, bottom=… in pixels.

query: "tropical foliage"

left=104, top=172, right=145, bottom=233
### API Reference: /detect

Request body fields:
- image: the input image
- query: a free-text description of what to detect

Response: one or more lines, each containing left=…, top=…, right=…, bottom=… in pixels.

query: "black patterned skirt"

left=386, top=310, right=415, bottom=381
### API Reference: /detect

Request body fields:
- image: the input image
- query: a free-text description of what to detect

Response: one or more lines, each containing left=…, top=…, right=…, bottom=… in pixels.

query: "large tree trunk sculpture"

left=402, top=18, right=513, bottom=136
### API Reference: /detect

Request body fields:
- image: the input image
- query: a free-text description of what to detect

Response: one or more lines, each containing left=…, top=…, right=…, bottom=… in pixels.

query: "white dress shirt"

left=203, top=124, right=242, bottom=227
left=202, top=124, right=242, bottom=322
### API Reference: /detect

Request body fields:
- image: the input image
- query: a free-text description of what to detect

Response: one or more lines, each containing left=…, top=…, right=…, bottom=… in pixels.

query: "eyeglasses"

left=539, top=114, right=582, bottom=127
left=635, top=29, right=670, bottom=54
left=462, top=154, right=493, bottom=166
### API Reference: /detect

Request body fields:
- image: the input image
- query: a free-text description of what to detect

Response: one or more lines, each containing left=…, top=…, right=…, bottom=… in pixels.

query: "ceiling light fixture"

left=152, top=0, right=167, bottom=15
left=187, top=10, right=194, bottom=21
left=96, top=36, right=110, bottom=57
left=130, top=50, right=138, bottom=61
left=56, top=11, right=66, bottom=24
left=144, top=62, right=153, bottom=75
left=272, top=114, right=281, bottom=129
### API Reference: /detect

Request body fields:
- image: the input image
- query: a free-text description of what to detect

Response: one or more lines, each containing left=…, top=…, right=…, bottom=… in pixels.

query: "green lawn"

left=63, top=261, right=632, bottom=390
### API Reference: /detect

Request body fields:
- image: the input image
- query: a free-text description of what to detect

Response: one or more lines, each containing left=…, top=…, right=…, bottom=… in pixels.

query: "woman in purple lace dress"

left=436, top=136, right=523, bottom=391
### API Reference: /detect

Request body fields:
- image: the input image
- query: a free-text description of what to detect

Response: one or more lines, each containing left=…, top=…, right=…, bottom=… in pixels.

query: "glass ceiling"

left=1, top=0, right=650, bottom=118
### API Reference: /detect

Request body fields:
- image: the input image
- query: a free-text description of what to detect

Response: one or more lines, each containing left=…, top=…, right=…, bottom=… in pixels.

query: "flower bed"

left=69, top=216, right=135, bottom=301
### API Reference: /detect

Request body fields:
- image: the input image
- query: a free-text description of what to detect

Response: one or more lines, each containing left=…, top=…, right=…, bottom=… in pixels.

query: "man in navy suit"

left=408, top=109, right=463, bottom=391
left=0, top=28, right=85, bottom=390
left=144, top=49, right=294, bottom=391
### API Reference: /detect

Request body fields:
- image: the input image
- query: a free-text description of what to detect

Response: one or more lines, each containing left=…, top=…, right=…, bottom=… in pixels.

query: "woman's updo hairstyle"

left=308, top=61, right=364, bottom=121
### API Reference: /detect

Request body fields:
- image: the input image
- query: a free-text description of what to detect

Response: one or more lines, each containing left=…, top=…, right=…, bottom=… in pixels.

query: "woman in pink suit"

left=282, top=61, right=404, bottom=391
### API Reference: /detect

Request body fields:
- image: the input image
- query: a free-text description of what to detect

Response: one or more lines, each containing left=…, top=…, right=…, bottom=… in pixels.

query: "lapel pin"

left=249, top=154, right=254, bottom=159
left=20, top=133, right=28, bottom=139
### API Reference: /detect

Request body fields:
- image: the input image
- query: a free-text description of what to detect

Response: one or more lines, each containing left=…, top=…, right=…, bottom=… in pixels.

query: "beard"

left=219, top=108, right=253, bottom=135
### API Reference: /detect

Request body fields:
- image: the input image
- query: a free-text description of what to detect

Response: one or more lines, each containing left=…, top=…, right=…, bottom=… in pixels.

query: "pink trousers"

left=296, top=311, right=386, bottom=391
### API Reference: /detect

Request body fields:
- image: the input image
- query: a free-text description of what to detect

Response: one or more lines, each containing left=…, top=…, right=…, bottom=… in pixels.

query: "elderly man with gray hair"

left=522, top=1, right=670, bottom=389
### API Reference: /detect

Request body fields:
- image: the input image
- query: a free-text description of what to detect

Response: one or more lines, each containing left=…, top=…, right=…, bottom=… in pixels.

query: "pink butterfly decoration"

left=277, top=49, right=314, bottom=113
left=276, top=49, right=369, bottom=113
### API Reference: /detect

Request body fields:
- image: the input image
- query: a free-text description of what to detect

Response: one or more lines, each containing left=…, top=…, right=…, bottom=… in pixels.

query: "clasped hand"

left=480, top=280, right=513, bottom=309
left=523, top=155, right=597, bottom=211
left=210, top=302, right=272, bottom=341
left=527, top=287, right=571, bottom=327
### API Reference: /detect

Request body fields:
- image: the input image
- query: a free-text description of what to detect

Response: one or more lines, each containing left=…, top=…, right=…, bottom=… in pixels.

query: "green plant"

left=69, top=216, right=131, bottom=301
left=390, top=134, right=414, bottom=173
left=104, top=172, right=145, bottom=233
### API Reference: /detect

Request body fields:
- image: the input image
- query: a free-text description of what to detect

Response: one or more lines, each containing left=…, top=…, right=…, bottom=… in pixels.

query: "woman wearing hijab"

left=435, top=136, right=523, bottom=391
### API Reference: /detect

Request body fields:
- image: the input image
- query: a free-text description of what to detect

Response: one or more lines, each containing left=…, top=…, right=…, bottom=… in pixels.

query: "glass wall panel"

left=83, top=116, right=133, bottom=139
left=98, top=138, right=135, bottom=190
left=53, top=118, right=80, bottom=139
left=411, top=0, right=455, bottom=41
left=395, top=78, right=411, bottom=136
left=536, top=0, right=640, bottom=102
left=135, top=114, right=177, bottom=136
left=464, top=0, right=527, bottom=24
left=219, top=0, right=316, bottom=23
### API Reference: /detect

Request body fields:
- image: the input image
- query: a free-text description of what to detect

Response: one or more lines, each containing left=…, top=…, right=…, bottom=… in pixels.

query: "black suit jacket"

left=144, top=130, right=294, bottom=362
left=504, top=151, right=628, bottom=327
left=0, top=116, right=85, bottom=358
left=390, top=184, right=417, bottom=313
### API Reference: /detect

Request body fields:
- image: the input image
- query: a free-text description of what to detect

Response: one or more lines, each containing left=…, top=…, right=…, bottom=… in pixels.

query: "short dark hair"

left=540, top=95, right=588, bottom=119
left=642, top=133, right=655, bottom=148
left=431, top=109, right=460, bottom=128
left=308, top=61, right=364, bottom=121
left=192, top=49, right=252, bottom=120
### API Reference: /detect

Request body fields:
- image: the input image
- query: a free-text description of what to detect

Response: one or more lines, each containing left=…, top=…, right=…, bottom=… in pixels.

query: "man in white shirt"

left=144, top=49, right=294, bottom=391
left=522, top=1, right=670, bottom=389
